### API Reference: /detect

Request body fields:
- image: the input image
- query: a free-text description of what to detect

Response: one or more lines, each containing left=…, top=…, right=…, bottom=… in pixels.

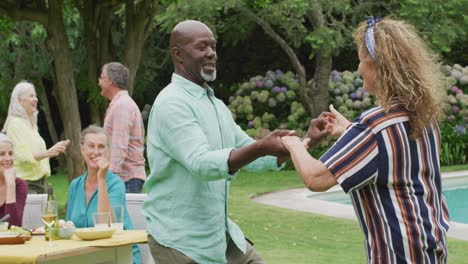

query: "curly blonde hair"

left=354, top=17, right=444, bottom=138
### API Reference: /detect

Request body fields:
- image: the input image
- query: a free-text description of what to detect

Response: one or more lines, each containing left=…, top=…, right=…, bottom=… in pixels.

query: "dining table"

left=0, top=229, right=147, bottom=264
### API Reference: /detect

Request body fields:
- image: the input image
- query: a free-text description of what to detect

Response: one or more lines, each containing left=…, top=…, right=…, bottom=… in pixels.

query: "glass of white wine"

left=42, top=200, right=58, bottom=247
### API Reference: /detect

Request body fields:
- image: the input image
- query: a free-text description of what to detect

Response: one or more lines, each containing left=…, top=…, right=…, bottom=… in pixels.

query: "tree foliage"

left=398, top=0, right=468, bottom=54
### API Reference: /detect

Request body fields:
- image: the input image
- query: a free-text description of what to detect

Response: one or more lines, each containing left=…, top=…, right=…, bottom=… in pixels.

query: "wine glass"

left=42, top=200, right=58, bottom=247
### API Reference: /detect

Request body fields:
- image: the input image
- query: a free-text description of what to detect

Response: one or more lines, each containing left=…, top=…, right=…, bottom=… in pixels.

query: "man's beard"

left=201, top=69, right=217, bottom=82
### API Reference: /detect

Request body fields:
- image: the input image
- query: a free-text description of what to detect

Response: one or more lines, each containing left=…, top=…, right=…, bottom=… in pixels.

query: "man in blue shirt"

left=143, top=20, right=320, bottom=264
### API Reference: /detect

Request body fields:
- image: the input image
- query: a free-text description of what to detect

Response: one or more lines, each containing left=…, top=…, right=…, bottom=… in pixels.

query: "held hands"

left=258, top=129, right=296, bottom=157
left=280, top=105, right=350, bottom=155
left=264, top=106, right=349, bottom=160
left=280, top=135, right=306, bottom=152
left=282, top=117, right=329, bottom=151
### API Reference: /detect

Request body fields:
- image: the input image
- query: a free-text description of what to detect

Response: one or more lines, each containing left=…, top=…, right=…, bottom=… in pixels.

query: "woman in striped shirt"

left=282, top=17, right=449, bottom=263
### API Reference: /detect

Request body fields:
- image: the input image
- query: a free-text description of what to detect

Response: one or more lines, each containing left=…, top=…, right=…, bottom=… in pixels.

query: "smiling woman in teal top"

left=66, top=125, right=140, bottom=264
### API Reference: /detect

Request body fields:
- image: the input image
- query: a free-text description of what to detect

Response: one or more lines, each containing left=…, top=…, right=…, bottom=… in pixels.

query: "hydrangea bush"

left=440, top=64, right=468, bottom=123
left=228, top=64, right=467, bottom=165
left=228, top=70, right=309, bottom=138
left=439, top=64, right=468, bottom=165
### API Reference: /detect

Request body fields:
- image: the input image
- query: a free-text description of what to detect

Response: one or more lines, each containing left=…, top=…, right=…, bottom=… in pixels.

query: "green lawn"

left=50, top=169, right=468, bottom=263
left=440, top=164, right=468, bottom=172
left=228, top=171, right=468, bottom=263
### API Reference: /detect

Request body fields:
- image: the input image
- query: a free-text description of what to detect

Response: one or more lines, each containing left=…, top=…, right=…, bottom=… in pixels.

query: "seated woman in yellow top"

left=2, top=81, right=70, bottom=194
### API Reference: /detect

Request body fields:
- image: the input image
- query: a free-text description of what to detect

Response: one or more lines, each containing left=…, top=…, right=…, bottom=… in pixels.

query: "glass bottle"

left=47, top=183, right=56, bottom=201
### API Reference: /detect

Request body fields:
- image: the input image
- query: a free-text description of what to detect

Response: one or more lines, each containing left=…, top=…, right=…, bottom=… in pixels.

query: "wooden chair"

left=126, top=193, right=155, bottom=264
left=22, top=194, right=47, bottom=229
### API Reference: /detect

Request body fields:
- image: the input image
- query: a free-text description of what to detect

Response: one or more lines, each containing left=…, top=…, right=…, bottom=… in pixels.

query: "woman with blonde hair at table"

left=66, top=125, right=140, bottom=264
left=0, top=133, right=28, bottom=227
left=2, top=81, right=70, bottom=194
left=282, top=17, right=449, bottom=263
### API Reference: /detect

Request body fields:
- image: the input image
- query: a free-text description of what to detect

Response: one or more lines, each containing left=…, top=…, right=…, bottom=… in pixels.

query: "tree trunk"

left=307, top=2, right=332, bottom=117
left=35, top=83, right=57, bottom=142
left=124, top=0, right=156, bottom=95
left=46, top=0, right=85, bottom=181
left=35, top=80, right=67, bottom=168
left=83, top=18, right=102, bottom=125
left=98, top=7, right=113, bottom=65
left=311, top=50, right=332, bottom=117
left=79, top=0, right=102, bottom=125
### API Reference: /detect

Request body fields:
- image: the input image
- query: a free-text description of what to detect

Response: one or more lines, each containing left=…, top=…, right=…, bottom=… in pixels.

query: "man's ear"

left=172, top=46, right=183, bottom=64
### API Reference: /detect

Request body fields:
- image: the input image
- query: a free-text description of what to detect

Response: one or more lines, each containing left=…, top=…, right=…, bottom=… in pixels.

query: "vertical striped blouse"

left=320, top=103, right=450, bottom=264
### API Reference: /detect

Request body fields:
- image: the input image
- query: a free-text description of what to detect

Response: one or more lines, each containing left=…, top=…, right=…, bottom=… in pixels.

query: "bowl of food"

left=59, top=227, right=75, bottom=239
left=0, top=225, right=32, bottom=244
left=58, top=220, right=75, bottom=239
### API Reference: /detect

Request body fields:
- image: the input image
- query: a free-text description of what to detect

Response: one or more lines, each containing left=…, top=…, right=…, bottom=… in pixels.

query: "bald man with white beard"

left=142, top=20, right=304, bottom=264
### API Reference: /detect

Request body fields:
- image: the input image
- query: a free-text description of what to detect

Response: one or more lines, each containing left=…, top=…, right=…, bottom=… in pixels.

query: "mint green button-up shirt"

left=143, top=74, right=282, bottom=264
